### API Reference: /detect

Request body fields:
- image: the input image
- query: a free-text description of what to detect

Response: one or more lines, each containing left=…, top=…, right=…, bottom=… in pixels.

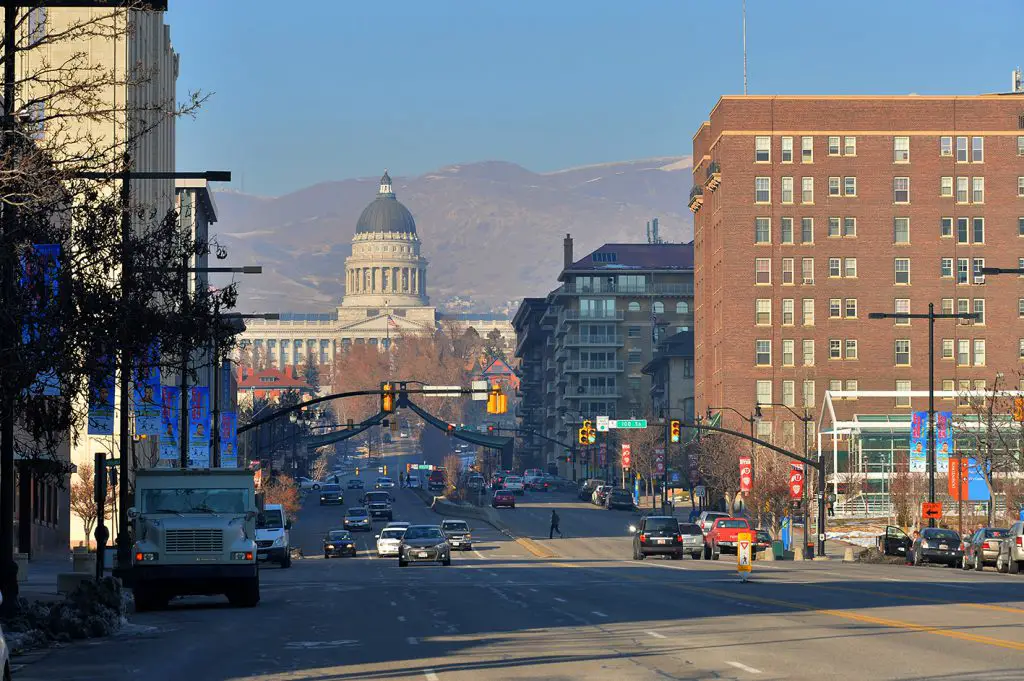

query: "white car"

left=375, top=477, right=395, bottom=489
left=406, top=474, right=420, bottom=488
left=376, top=526, right=407, bottom=557
left=503, top=475, right=525, bottom=495
left=298, top=477, right=322, bottom=491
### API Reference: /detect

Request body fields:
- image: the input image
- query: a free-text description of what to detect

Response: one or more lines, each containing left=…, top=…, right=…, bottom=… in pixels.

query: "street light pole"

left=760, top=402, right=814, bottom=557
left=706, top=404, right=761, bottom=514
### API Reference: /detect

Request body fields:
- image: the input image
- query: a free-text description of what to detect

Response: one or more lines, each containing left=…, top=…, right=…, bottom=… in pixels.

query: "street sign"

left=921, top=501, right=943, bottom=519
left=423, top=385, right=463, bottom=397
left=737, top=531, right=752, bottom=580
left=655, top=449, right=665, bottom=475
left=694, top=485, right=706, bottom=498
left=670, top=471, right=680, bottom=483
left=596, top=415, right=610, bottom=432
left=611, top=419, right=647, bottom=429
left=471, top=380, right=489, bottom=401
left=621, top=443, right=632, bottom=468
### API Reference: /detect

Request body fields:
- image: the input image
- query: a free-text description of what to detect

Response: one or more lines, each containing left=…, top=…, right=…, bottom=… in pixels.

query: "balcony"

left=564, top=360, right=625, bottom=372
left=688, top=184, right=704, bottom=213
left=564, top=334, right=625, bottom=347
left=556, top=371, right=568, bottom=386
left=567, top=385, right=621, bottom=398
left=558, top=282, right=695, bottom=297
left=704, top=160, right=721, bottom=191
left=554, top=346, right=569, bottom=362
left=560, top=309, right=625, bottom=324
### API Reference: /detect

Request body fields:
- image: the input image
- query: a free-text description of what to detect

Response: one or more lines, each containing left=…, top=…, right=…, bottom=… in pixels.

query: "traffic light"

left=446, top=423, right=455, bottom=437
left=582, top=420, right=596, bottom=445
left=406, top=463, right=411, bottom=473
left=1014, top=397, right=1024, bottom=422
left=355, top=467, right=360, bottom=476
left=487, top=425, right=495, bottom=434
left=487, top=385, right=508, bottom=414
left=383, top=465, right=388, bottom=476
left=578, top=426, right=587, bottom=445
left=381, top=382, right=395, bottom=413
left=670, top=419, right=681, bottom=444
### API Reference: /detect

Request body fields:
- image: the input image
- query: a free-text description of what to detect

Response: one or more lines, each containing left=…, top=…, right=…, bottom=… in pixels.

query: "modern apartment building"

left=691, top=94, right=1024, bottom=453
left=513, top=235, right=694, bottom=477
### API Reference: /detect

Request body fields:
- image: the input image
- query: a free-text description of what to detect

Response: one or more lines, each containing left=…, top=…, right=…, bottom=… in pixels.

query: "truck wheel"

left=281, top=552, right=292, bottom=568
left=703, top=545, right=712, bottom=560
left=133, top=586, right=154, bottom=613
left=399, top=558, right=408, bottom=567
left=228, top=577, right=260, bottom=607
left=712, top=544, right=720, bottom=560
left=1010, top=559, right=1020, bottom=575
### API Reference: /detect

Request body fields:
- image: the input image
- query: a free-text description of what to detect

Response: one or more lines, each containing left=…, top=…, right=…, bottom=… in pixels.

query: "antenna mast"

left=742, top=0, right=748, bottom=95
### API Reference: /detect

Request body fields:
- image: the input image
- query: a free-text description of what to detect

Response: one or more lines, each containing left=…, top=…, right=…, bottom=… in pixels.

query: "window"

left=845, top=339, right=858, bottom=360
left=755, top=340, right=771, bottom=366
left=755, top=217, right=771, bottom=243
left=941, top=217, right=953, bottom=238
left=801, top=136, right=813, bottom=163
left=1019, top=136, right=1024, bottom=157
left=956, top=136, right=968, bottom=162
left=781, top=177, right=794, bottom=204
left=972, top=178, right=985, bottom=204
left=780, top=217, right=794, bottom=244
left=781, top=136, right=793, bottom=163
left=782, top=380, right=795, bottom=406
left=846, top=379, right=858, bottom=394
left=829, top=379, right=841, bottom=393
left=801, top=217, right=813, bottom=243
left=845, top=299, right=857, bottom=318
left=803, top=380, right=815, bottom=408
left=828, top=217, right=840, bottom=237
left=844, top=258, right=857, bottom=278
left=941, top=339, right=954, bottom=360
left=755, top=258, right=771, bottom=284
left=28, top=7, right=46, bottom=44
left=628, top=326, right=641, bottom=338
left=894, top=136, right=910, bottom=162
left=1019, top=217, right=1024, bottom=237
left=802, top=258, right=814, bottom=284
left=652, top=301, right=664, bottom=314
left=956, top=177, right=969, bottom=203
left=957, top=339, right=970, bottom=366
left=802, top=340, right=814, bottom=366
left=844, top=177, right=857, bottom=196
left=1020, top=338, right=1024, bottom=360
left=782, top=340, right=794, bottom=366
left=755, top=136, right=771, bottom=162
left=829, top=339, right=842, bottom=359
left=828, top=177, right=841, bottom=197
left=755, top=177, right=770, bottom=203
left=894, top=298, right=910, bottom=325
left=957, top=298, right=970, bottom=322
left=628, top=350, right=642, bottom=363
left=676, top=301, right=689, bottom=314
left=940, top=177, right=953, bottom=197
left=957, top=258, right=969, bottom=284
left=782, top=259, right=794, bottom=285
left=940, top=136, right=952, bottom=157
left=756, top=380, right=772, bottom=406
left=940, top=258, right=953, bottom=278
left=957, top=217, right=969, bottom=244
left=895, top=339, right=911, bottom=366
left=802, top=299, right=814, bottom=326
left=1019, top=298, right=1024, bottom=318
left=828, top=136, right=840, bottom=155
left=942, top=298, right=953, bottom=315
left=829, top=299, right=841, bottom=318
left=972, top=217, right=984, bottom=244
left=974, top=339, right=986, bottom=366
left=1019, top=177, right=1024, bottom=197
left=895, top=258, right=910, bottom=284
left=957, top=379, right=971, bottom=407
left=755, top=299, right=771, bottom=325
left=844, top=136, right=857, bottom=156
left=973, top=258, right=985, bottom=284
left=829, top=258, right=841, bottom=277
left=782, top=299, right=794, bottom=325
left=894, top=177, right=910, bottom=203
left=894, top=217, right=910, bottom=244
left=628, top=301, right=640, bottom=312
left=972, top=136, right=984, bottom=162
left=843, top=217, right=856, bottom=237
left=895, top=380, right=911, bottom=408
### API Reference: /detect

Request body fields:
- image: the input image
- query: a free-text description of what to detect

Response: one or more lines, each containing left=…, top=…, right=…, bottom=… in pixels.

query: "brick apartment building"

left=691, top=94, right=1024, bottom=451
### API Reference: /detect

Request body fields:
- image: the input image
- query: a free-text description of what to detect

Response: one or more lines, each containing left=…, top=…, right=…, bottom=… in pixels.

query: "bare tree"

left=697, top=433, right=743, bottom=514
left=310, top=453, right=331, bottom=482
left=442, top=453, right=463, bottom=501
left=889, top=451, right=926, bottom=528
left=69, top=462, right=114, bottom=545
left=262, top=475, right=300, bottom=518
left=745, top=450, right=792, bottom=537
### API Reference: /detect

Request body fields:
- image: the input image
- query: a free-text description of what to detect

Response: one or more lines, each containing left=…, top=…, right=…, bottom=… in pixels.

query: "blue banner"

left=219, top=411, right=238, bottom=468
left=909, top=411, right=927, bottom=473
left=159, top=386, right=180, bottom=462
left=936, top=411, right=953, bottom=474
left=133, top=344, right=162, bottom=437
left=87, top=363, right=115, bottom=435
left=21, top=244, right=60, bottom=396
left=188, top=387, right=210, bottom=468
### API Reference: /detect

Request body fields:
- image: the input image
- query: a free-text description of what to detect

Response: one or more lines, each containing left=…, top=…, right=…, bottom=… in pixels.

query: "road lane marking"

left=529, top=588, right=539, bottom=592
left=646, top=631, right=667, bottom=639
left=424, top=670, right=439, bottom=681
left=554, top=597, right=567, bottom=603
left=726, top=660, right=762, bottom=674
left=472, top=550, right=487, bottom=560
left=397, top=616, right=406, bottom=622
left=406, top=636, right=418, bottom=645
left=591, top=610, right=608, bottom=618
left=390, top=601, right=397, bottom=606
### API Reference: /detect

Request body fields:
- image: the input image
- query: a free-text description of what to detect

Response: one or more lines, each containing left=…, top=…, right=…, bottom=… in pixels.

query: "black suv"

left=632, top=515, right=685, bottom=560
left=606, top=488, right=635, bottom=510
left=362, top=491, right=393, bottom=521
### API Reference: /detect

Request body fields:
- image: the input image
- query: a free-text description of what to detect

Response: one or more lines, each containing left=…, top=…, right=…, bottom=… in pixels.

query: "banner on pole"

left=910, top=411, right=927, bottom=473
left=87, top=362, right=115, bottom=435
left=159, top=386, right=180, bottom=462
left=739, top=456, right=753, bottom=493
left=219, top=411, right=238, bottom=468
left=21, top=244, right=61, bottom=396
left=133, top=344, right=162, bottom=437
left=936, top=411, right=952, bottom=474
left=621, top=443, right=632, bottom=468
left=789, top=463, right=804, bottom=500
left=188, top=387, right=211, bottom=468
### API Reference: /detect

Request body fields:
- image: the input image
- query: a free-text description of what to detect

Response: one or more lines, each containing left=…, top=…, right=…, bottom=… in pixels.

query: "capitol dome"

left=355, top=171, right=417, bottom=234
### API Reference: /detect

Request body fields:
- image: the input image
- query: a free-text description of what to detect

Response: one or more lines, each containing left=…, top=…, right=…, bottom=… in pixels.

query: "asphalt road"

left=15, top=446, right=1024, bottom=680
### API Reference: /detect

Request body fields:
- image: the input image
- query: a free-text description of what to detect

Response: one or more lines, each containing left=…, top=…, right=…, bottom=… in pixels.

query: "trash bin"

left=772, top=540, right=784, bottom=560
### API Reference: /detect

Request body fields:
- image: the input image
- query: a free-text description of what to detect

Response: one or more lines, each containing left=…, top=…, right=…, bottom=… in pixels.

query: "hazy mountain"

left=213, top=157, right=694, bottom=313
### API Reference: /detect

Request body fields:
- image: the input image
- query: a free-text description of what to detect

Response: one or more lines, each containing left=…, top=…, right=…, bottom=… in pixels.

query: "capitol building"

left=237, top=171, right=512, bottom=372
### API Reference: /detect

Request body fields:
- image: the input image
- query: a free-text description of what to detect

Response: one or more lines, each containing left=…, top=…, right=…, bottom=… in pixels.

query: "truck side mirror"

left=128, top=507, right=140, bottom=519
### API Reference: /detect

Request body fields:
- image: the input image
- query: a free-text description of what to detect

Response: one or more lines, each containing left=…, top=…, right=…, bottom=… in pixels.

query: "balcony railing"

left=688, top=184, right=704, bottom=212
left=563, top=334, right=625, bottom=347
left=560, top=309, right=625, bottom=323
left=704, top=160, right=721, bottom=191
left=567, top=386, right=621, bottom=398
left=564, top=360, right=625, bottom=372
left=558, top=282, right=694, bottom=297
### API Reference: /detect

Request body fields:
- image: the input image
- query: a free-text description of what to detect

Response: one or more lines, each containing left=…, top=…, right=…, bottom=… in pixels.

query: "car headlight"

left=436, top=543, right=449, bottom=551
left=920, top=541, right=930, bottom=549
left=273, top=536, right=286, bottom=547
left=231, top=551, right=254, bottom=561
left=326, top=544, right=335, bottom=550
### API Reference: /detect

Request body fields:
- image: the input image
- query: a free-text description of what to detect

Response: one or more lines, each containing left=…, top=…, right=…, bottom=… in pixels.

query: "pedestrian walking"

left=826, top=493, right=836, bottom=517
left=399, top=471, right=405, bottom=488
left=549, top=510, right=562, bottom=539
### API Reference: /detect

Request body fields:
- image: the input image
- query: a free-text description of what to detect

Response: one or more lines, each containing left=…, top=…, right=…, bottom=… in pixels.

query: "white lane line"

left=528, top=587, right=539, bottom=592
left=397, top=616, right=406, bottom=622
left=554, top=597, right=567, bottom=603
left=407, top=636, right=419, bottom=645
left=591, top=610, right=608, bottom=618
left=473, top=549, right=487, bottom=560
left=390, top=600, right=398, bottom=606
left=646, top=631, right=667, bottom=639
left=424, top=670, right=440, bottom=681
left=725, top=660, right=762, bottom=674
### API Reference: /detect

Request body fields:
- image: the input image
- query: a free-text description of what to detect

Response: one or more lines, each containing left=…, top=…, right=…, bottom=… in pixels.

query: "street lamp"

left=868, top=304, right=979, bottom=527
left=759, top=402, right=813, bottom=558
left=706, top=404, right=761, bottom=514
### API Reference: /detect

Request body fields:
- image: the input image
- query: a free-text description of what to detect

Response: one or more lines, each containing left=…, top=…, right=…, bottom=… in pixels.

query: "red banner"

left=948, top=458, right=969, bottom=501
left=621, top=444, right=632, bottom=468
left=789, top=463, right=804, bottom=500
left=739, top=456, right=752, bottom=493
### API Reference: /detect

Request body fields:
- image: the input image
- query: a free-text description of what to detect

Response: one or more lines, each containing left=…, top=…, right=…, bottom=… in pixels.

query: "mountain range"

left=213, top=157, right=695, bottom=314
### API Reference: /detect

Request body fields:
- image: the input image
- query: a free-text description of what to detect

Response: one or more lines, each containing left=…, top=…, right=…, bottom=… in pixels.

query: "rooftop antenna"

left=1013, top=67, right=1023, bottom=93
left=742, top=0, right=748, bottom=95
left=646, top=218, right=662, bottom=244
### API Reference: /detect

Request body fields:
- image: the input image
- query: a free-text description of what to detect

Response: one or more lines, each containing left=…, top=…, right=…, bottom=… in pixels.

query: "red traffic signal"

left=487, top=425, right=495, bottom=434
left=446, top=424, right=455, bottom=436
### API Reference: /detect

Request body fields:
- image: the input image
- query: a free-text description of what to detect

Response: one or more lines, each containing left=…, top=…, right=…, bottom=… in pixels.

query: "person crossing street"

left=549, top=509, right=562, bottom=539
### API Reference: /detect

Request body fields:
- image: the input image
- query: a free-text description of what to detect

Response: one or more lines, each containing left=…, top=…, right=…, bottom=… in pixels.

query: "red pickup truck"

left=704, top=517, right=753, bottom=560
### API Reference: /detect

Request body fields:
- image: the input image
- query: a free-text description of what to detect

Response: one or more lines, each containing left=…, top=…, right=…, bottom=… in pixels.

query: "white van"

left=256, top=503, right=292, bottom=568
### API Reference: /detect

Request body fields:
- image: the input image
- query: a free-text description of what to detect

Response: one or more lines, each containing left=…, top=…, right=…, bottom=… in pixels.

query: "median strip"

left=516, top=537, right=557, bottom=559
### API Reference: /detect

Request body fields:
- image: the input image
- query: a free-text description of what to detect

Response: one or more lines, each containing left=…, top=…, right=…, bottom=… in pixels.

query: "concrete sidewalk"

left=18, top=556, right=74, bottom=603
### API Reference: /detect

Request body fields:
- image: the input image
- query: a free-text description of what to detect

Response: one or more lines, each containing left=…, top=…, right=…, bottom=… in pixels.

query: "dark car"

left=578, top=479, right=604, bottom=501
left=319, top=484, right=343, bottom=506
left=492, top=489, right=515, bottom=509
left=754, top=529, right=773, bottom=558
left=343, top=507, right=372, bottom=532
left=362, top=491, right=393, bottom=521
left=398, top=525, right=451, bottom=567
left=440, top=519, right=473, bottom=551
left=347, top=479, right=364, bottom=490
left=962, top=527, right=1010, bottom=571
left=632, top=515, right=685, bottom=560
left=323, top=529, right=357, bottom=558
left=878, top=525, right=912, bottom=557
left=606, top=488, right=635, bottom=510
left=912, top=527, right=963, bottom=567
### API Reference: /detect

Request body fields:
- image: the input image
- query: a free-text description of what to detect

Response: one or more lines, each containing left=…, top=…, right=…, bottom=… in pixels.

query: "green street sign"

left=105, top=458, right=121, bottom=467
left=612, top=419, right=647, bottom=429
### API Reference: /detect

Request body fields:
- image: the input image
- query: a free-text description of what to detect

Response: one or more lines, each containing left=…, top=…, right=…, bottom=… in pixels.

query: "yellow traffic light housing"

left=382, top=382, right=395, bottom=413
left=486, top=385, right=508, bottom=414
left=670, top=419, right=681, bottom=443
left=1015, top=397, right=1024, bottom=423
left=383, top=465, right=388, bottom=476
left=578, top=427, right=587, bottom=445
left=355, top=467, right=360, bottom=476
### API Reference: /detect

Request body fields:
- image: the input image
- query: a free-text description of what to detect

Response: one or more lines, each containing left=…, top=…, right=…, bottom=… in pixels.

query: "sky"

left=168, top=0, right=1024, bottom=197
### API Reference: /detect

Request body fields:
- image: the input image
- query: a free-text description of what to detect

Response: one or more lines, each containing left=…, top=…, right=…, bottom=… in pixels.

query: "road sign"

left=694, top=485, right=706, bottom=498
left=921, top=501, right=943, bottom=519
left=655, top=449, right=665, bottom=475
left=621, top=443, right=632, bottom=468
left=471, top=380, right=489, bottom=401
left=737, top=531, right=752, bottom=579
left=611, top=419, right=647, bottom=429
left=596, top=415, right=610, bottom=432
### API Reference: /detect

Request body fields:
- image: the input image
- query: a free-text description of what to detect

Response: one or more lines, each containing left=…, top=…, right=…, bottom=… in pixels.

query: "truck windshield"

left=141, top=488, right=250, bottom=514
left=258, top=510, right=284, bottom=529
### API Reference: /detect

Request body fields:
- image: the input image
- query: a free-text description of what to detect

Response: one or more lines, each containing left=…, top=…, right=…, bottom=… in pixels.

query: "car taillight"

left=983, top=541, right=992, bottom=550
left=959, top=542, right=965, bottom=551
left=675, top=535, right=683, bottom=543
left=1016, top=536, right=1023, bottom=548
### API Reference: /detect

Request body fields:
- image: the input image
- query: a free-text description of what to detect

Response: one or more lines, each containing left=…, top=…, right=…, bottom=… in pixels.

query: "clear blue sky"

left=168, top=0, right=1024, bottom=197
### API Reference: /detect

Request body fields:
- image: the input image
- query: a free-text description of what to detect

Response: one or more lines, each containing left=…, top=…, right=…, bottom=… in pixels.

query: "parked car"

left=696, top=511, right=731, bottom=534
left=911, top=527, right=963, bottom=567
left=631, top=515, right=686, bottom=560
left=963, top=527, right=1010, bottom=571
left=606, top=488, right=635, bottom=510
left=592, top=485, right=613, bottom=506
left=0, top=591, right=10, bottom=679
left=996, top=521, right=1024, bottom=574
left=578, top=479, right=605, bottom=501
left=754, top=529, right=773, bottom=557
left=492, top=489, right=516, bottom=509
left=298, top=477, right=322, bottom=491
left=878, top=525, right=912, bottom=557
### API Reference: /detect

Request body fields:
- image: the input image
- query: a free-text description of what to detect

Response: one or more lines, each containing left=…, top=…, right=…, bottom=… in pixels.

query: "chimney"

left=563, top=233, right=573, bottom=271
